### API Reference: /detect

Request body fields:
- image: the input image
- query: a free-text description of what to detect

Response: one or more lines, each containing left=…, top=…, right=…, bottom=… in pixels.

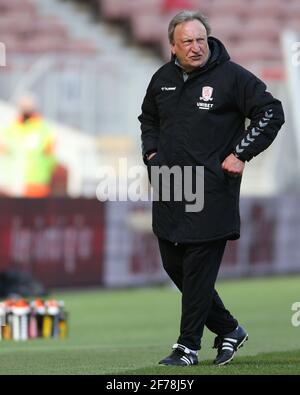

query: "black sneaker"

left=213, top=326, right=248, bottom=366
left=159, top=343, right=198, bottom=366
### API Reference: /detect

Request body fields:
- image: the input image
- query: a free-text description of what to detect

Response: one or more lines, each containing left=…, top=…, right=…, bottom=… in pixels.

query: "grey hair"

left=168, top=10, right=211, bottom=44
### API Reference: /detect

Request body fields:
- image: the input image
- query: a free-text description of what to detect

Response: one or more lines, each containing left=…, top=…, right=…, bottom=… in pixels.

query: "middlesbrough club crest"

left=200, top=86, right=213, bottom=102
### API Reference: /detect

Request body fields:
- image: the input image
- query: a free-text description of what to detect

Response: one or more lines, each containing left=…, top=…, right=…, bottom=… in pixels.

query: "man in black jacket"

left=138, top=10, right=285, bottom=366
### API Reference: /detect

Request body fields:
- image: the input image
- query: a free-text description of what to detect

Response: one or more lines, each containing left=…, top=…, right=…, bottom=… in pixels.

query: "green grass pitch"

left=0, top=275, right=300, bottom=375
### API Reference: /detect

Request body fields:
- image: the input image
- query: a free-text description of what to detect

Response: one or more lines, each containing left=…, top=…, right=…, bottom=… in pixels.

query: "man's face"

left=171, top=19, right=209, bottom=72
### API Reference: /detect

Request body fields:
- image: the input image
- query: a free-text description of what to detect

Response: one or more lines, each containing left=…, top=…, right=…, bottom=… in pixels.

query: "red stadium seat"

left=284, top=17, right=300, bottom=33
left=282, top=1, right=300, bottom=19
left=98, top=0, right=131, bottom=21
left=130, top=12, right=166, bottom=46
left=229, top=39, right=282, bottom=64
left=241, top=18, right=280, bottom=43
left=249, top=0, right=286, bottom=20
left=0, top=0, right=96, bottom=56
left=123, top=0, right=162, bottom=18
left=209, top=0, right=250, bottom=19
left=209, top=16, right=243, bottom=43
left=65, top=40, right=97, bottom=54
left=83, top=0, right=290, bottom=74
left=1, top=0, right=292, bottom=71
left=162, top=0, right=198, bottom=13
left=0, top=0, right=35, bottom=14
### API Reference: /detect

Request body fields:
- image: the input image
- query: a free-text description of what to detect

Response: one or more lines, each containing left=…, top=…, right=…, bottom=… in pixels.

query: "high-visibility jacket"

left=5, top=115, right=56, bottom=186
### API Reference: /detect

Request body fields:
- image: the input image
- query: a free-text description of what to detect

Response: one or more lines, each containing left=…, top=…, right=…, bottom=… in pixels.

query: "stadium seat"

left=284, top=17, right=300, bottom=33
left=209, top=0, right=251, bottom=18
left=121, top=0, right=162, bottom=19
left=19, top=37, right=96, bottom=54
left=95, top=0, right=296, bottom=68
left=130, top=12, right=166, bottom=46
left=249, top=0, right=286, bottom=20
left=0, top=0, right=97, bottom=56
left=161, top=0, right=198, bottom=13
left=229, top=40, right=282, bottom=64
left=209, top=16, right=243, bottom=43
left=282, top=2, right=300, bottom=19
left=65, top=40, right=97, bottom=54
left=241, top=18, right=280, bottom=42
left=97, top=0, right=128, bottom=21
left=2, top=0, right=293, bottom=82
left=0, top=0, right=36, bottom=14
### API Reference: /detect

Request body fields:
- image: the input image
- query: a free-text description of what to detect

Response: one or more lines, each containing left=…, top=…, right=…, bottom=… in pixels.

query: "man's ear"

left=171, top=43, right=176, bottom=56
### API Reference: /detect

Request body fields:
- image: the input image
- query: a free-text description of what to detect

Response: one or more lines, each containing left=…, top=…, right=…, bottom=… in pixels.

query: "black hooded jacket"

left=138, top=37, right=285, bottom=243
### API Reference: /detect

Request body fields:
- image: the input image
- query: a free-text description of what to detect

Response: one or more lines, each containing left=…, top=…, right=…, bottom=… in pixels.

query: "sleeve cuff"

left=233, top=151, right=247, bottom=162
left=143, top=149, right=157, bottom=165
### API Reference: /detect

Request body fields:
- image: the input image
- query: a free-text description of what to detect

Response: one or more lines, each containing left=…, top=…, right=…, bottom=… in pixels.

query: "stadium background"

left=0, top=0, right=300, bottom=375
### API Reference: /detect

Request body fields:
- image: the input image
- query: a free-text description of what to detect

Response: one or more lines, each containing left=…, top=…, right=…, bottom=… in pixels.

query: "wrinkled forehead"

left=173, top=20, right=207, bottom=42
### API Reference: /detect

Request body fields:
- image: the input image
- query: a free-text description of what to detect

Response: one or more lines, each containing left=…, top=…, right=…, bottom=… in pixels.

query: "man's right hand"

left=222, top=153, right=245, bottom=177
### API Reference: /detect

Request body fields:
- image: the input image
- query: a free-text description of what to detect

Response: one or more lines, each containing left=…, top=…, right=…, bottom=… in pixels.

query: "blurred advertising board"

left=103, top=201, right=167, bottom=287
left=0, top=198, right=105, bottom=288
left=104, top=197, right=300, bottom=286
left=222, top=196, right=300, bottom=277
left=0, top=197, right=299, bottom=290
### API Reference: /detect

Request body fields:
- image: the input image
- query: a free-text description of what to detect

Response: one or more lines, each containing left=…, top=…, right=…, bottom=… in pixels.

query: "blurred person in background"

left=0, top=94, right=56, bottom=198
left=139, top=11, right=284, bottom=366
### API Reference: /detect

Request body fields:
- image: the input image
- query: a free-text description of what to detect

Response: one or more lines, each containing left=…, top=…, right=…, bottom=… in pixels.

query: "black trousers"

left=158, top=237, right=238, bottom=350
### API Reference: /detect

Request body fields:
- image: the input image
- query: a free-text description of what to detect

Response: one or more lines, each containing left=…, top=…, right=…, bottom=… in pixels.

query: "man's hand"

left=221, top=154, right=245, bottom=177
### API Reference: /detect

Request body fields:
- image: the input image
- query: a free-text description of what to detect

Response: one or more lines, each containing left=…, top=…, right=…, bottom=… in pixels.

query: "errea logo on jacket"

left=197, top=86, right=214, bottom=110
